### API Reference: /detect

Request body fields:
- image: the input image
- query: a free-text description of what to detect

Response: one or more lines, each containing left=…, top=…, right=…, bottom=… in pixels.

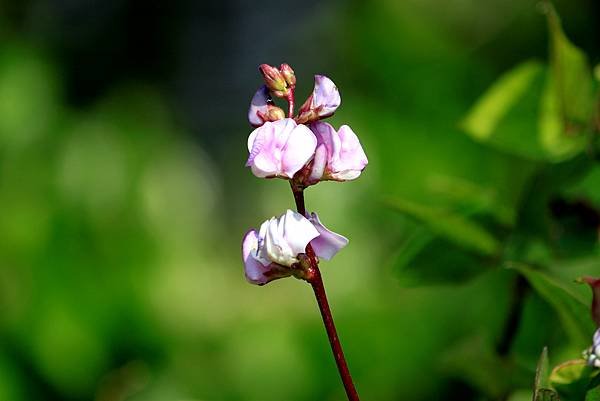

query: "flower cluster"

left=242, top=63, right=368, bottom=285
left=586, top=329, right=600, bottom=368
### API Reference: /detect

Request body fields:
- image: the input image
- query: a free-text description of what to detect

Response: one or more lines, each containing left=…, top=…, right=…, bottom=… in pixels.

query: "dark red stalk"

left=291, top=185, right=360, bottom=401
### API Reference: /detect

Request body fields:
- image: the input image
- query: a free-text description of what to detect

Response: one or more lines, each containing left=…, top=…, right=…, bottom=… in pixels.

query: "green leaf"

left=511, top=263, right=594, bottom=348
left=535, top=347, right=551, bottom=390
left=550, top=359, right=596, bottom=401
left=461, top=61, right=547, bottom=160
left=538, top=2, right=595, bottom=161
left=586, top=385, right=600, bottom=401
left=534, top=347, right=560, bottom=401
left=386, top=197, right=500, bottom=255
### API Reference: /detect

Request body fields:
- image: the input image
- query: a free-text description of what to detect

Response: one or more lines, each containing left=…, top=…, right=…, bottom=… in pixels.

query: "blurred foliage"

left=0, top=0, right=599, bottom=400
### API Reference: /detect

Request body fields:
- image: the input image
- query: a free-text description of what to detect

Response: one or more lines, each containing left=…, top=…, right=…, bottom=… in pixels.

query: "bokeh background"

left=1, top=0, right=599, bottom=400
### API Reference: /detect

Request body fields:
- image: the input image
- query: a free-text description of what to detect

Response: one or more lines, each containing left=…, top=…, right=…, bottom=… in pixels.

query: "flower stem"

left=287, top=89, right=295, bottom=118
left=291, top=185, right=360, bottom=401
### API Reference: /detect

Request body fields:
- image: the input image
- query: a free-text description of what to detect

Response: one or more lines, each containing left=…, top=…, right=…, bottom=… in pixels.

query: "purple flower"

left=307, top=122, right=368, bottom=183
left=246, top=118, right=317, bottom=179
left=242, top=210, right=348, bottom=285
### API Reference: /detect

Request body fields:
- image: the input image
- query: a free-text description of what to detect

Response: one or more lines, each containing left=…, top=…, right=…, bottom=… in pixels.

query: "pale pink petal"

left=329, top=125, right=368, bottom=180
left=308, top=212, right=348, bottom=260
left=312, top=75, right=341, bottom=118
left=242, top=229, right=271, bottom=284
left=308, top=144, right=327, bottom=183
left=281, top=210, right=319, bottom=256
left=280, top=124, right=317, bottom=178
left=248, top=85, right=270, bottom=127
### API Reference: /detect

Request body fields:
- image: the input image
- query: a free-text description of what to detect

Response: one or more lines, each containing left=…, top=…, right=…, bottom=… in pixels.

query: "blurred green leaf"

left=538, top=2, right=594, bottom=161
left=512, top=264, right=594, bottom=348
left=586, top=385, right=600, bottom=401
left=550, top=359, right=595, bottom=401
left=387, top=197, right=500, bottom=255
left=462, top=61, right=543, bottom=142
left=461, top=61, right=548, bottom=160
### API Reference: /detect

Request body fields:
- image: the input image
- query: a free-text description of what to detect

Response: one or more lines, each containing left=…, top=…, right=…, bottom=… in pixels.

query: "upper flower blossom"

left=307, top=121, right=368, bottom=183
left=297, top=75, right=341, bottom=124
left=246, top=118, right=317, bottom=179
left=242, top=210, right=348, bottom=285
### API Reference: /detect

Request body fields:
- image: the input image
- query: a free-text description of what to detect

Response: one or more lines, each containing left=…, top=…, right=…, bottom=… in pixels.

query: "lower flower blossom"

left=242, top=210, right=348, bottom=285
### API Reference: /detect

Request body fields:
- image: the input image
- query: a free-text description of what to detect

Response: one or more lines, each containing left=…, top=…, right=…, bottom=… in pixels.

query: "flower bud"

left=265, top=105, right=285, bottom=121
left=259, top=64, right=288, bottom=94
left=280, top=63, right=296, bottom=87
left=246, top=118, right=317, bottom=179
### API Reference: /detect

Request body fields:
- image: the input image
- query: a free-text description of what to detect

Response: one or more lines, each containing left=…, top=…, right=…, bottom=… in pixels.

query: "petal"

left=246, top=121, right=283, bottom=177
left=280, top=124, right=317, bottom=178
left=328, top=125, right=368, bottom=181
left=248, top=85, right=270, bottom=127
left=312, top=75, right=341, bottom=118
left=281, top=209, right=319, bottom=256
left=242, top=229, right=270, bottom=284
left=307, top=212, right=348, bottom=260
left=308, top=143, right=327, bottom=183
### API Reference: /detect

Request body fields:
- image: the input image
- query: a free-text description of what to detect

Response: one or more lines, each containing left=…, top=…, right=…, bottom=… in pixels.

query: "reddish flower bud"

left=259, top=64, right=288, bottom=93
left=280, top=63, right=296, bottom=87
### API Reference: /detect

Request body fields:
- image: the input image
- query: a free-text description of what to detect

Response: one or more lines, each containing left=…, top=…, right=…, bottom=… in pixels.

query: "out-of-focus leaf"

left=440, top=335, right=530, bottom=399
left=550, top=360, right=588, bottom=385
left=586, top=385, right=600, bottom=401
left=393, top=236, right=489, bottom=285
left=534, top=347, right=559, bottom=401
left=461, top=61, right=548, bottom=160
left=426, top=174, right=514, bottom=225
left=511, top=264, right=594, bottom=348
left=538, top=2, right=594, bottom=161
left=462, top=61, right=542, bottom=142
left=386, top=197, right=500, bottom=255
left=550, top=359, right=595, bottom=401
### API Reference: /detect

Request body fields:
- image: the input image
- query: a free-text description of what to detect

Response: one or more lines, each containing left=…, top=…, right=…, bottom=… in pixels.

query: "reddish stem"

left=287, top=88, right=295, bottom=118
left=291, top=185, right=360, bottom=401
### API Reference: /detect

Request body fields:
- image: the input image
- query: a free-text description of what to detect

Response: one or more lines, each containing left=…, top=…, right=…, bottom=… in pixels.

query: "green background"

left=0, top=0, right=599, bottom=400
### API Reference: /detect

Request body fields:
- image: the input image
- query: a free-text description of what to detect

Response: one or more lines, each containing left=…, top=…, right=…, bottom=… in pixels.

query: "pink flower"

left=307, top=122, right=368, bottom=183
left=246, top=118, right=317, bottom=179
left=242, top=210, right=348, bottom=285
left=297, top=75, right=341, bottom=123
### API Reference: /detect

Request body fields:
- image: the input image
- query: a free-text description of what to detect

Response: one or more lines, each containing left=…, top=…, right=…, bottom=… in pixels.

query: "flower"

left=307, top=121, right=368, bottom=183
left=246, top=118, right=317, bottom=179
left=297, top=75, right=341, bottom=123
left=242, top=210, right=349, bottom=285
